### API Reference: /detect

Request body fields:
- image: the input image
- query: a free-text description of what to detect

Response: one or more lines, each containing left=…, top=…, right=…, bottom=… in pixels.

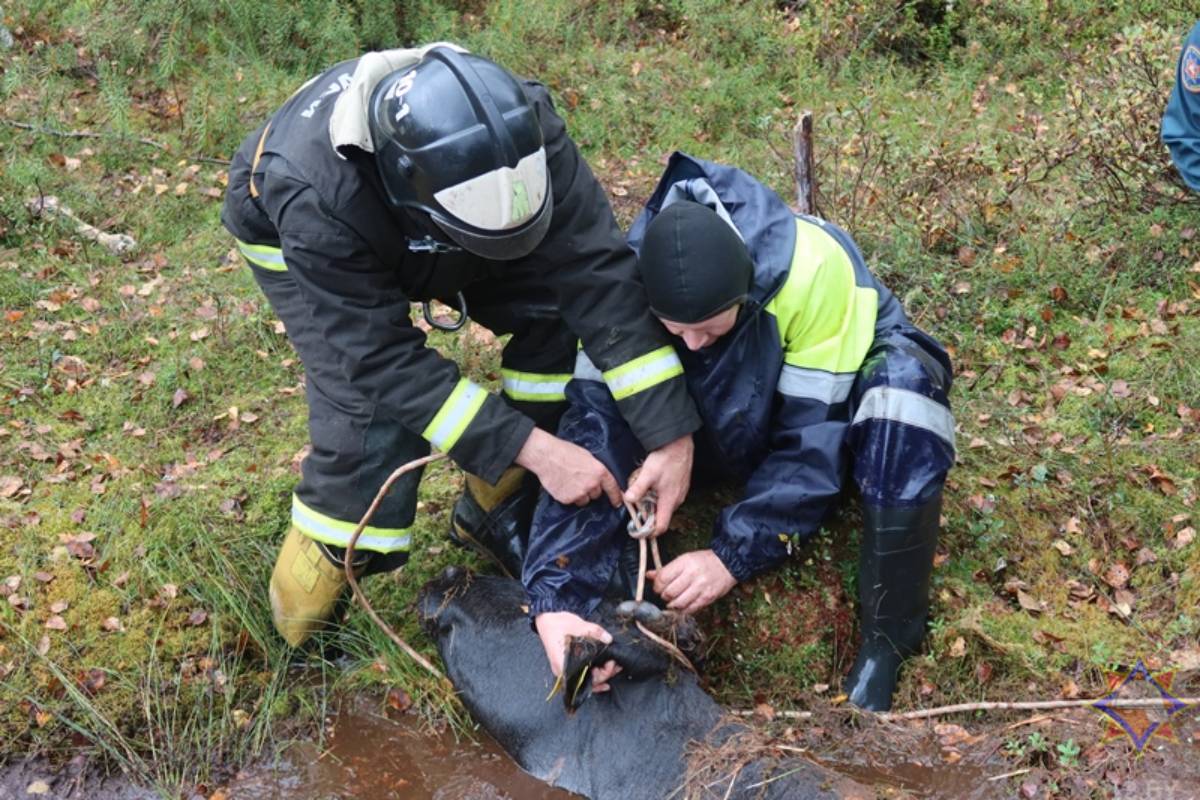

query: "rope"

left=344, top=451, right=450, bottom=682
left=623, top=493, right=662, bottom=603
left=342, top=453, right=693, bottom=684
left=622, top=490, right=696, bottom=673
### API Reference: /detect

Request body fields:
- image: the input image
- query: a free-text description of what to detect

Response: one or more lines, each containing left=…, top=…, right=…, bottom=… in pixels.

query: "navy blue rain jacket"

left=523, top=153, right=930, bottom=617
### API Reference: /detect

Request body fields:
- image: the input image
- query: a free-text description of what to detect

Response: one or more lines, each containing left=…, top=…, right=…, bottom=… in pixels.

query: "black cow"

left=418, top=567, right=868, bottom=800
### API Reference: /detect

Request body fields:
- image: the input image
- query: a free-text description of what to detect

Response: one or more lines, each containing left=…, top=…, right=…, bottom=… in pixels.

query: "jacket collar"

left=328, top=42, right=468, bottom=158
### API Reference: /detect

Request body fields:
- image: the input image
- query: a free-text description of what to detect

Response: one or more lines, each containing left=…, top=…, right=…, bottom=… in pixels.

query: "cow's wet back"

left=418, top=567, right=864, bottom=800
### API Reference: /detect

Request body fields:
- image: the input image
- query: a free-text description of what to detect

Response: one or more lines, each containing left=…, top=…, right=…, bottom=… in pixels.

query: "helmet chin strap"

left=407, top=236, right=462, bottom=254
left=395, top=208, right=470, bottom=332
left=400, top=207, right=463, bottom=253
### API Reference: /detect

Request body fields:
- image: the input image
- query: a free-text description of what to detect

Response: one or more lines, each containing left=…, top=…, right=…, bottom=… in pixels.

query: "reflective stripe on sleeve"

left=291, top=495, right=411, bottom=553
left=777, top=364, right=856, bottom=404
left=573, top=350, right=605, bottom=382
left=852, top=387, right=956, bottom=448
left=501, top=369, right=571, bottom=402
left=601, top=346, right=684, bottom=400
left=236, top=239, right=287, bottom=272
left=422, top=378, right=487, bottom=451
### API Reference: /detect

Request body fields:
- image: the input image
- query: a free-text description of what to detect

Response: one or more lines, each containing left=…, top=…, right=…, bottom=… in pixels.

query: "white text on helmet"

left=383, top=69, right=419, bottom=123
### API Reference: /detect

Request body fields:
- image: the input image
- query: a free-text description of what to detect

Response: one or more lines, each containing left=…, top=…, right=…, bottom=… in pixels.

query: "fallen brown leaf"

left=79, top=668, right=106, bottom=695
left=0, top=475, right=23, bottom=498
left=1103, top=563, right=1130, bottom=590
left=1175, top=527, right=1195, bottom=550
left=1016, top=589, right=1042, bottom=614
left=386, top=687, right=413, bottom=715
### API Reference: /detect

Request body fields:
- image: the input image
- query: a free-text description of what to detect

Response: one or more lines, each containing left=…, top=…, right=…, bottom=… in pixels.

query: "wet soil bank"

left=3, top=696, right=1197, bottom=799
left=0, top=755, right=157, bottom=800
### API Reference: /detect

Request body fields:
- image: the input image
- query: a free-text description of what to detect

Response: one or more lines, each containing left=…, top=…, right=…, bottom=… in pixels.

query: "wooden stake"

left=792, top=111, right=815, bottom=215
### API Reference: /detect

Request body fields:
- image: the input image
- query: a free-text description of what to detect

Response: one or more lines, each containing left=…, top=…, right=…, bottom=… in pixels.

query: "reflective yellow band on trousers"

left=501, top=369, right=572, bottom=402
left=601, top=346, right=684, bottom=400
left=422, top=378, right=487, bottom=451
left=291, top=495, right=412, bottom=553
left=235, top=239, right=287, bottom=272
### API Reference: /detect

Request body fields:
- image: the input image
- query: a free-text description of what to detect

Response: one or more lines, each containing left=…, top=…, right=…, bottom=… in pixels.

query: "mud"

left=4, top=695, right=1196, bottom=799
left=0, top=756, right=156, bottom=800
left=803, top=722, right=1007, bottom=800
left=218, top=695, right=577, bottom=800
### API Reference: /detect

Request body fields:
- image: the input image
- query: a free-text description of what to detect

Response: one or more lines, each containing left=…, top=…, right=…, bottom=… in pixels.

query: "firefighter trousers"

left=247, top=257, right=576, bottom=564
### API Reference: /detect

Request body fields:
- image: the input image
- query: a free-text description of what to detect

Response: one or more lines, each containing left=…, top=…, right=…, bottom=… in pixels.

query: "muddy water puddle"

left=220, top=696, right=577, bottom=800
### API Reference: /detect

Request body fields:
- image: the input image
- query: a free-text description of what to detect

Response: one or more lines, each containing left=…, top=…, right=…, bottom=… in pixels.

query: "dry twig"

left=880, top=696, right=1199, bottom=722
left=3, top=119, right=167, bottom=150
left=731, top=695, right=1198, bottom=723
left=2, top=119, right=232, bottom=165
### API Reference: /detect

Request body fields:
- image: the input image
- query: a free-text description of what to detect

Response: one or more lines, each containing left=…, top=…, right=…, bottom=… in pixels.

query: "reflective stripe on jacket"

left=220, top=48, right=699, bottom=483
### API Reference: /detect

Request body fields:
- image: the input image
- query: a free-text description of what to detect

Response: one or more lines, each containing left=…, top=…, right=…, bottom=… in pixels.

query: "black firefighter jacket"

left=221, top=47, right=700, bottom=484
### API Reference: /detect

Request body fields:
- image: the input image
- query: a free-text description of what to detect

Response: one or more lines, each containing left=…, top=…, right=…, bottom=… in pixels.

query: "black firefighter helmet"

left=368, top=46, right=553, bottom=260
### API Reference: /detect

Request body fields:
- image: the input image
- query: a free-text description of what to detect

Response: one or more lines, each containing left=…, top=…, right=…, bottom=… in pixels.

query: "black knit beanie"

left=638, top=200, right=752, bottom=324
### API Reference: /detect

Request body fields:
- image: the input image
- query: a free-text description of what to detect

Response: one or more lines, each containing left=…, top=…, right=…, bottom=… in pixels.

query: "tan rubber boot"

left=269, top=525, right=350, bottom=647
left=462, top=468, right=527, bottom=517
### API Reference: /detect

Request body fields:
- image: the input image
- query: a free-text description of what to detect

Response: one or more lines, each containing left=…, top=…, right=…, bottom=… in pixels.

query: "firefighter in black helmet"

left=222, top=44, right=699, bottom=647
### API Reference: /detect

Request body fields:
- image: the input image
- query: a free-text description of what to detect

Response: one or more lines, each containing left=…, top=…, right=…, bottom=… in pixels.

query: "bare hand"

left=534, top=611, right=622, bottom=692
left=516, top=428, right=622, bottom=507
left=647, top=549, right=736, bottom=615
left=624, top=434, right=693, bottom=535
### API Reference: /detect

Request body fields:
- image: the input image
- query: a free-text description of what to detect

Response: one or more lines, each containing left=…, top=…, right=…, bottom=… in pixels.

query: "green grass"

left=2, top=0, right=1200, bottom=794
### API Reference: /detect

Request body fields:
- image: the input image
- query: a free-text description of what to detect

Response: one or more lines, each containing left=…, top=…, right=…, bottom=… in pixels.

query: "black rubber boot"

left=844, top=493, right=941, bottom=711
left=448, top=467, right=539, bottom=578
